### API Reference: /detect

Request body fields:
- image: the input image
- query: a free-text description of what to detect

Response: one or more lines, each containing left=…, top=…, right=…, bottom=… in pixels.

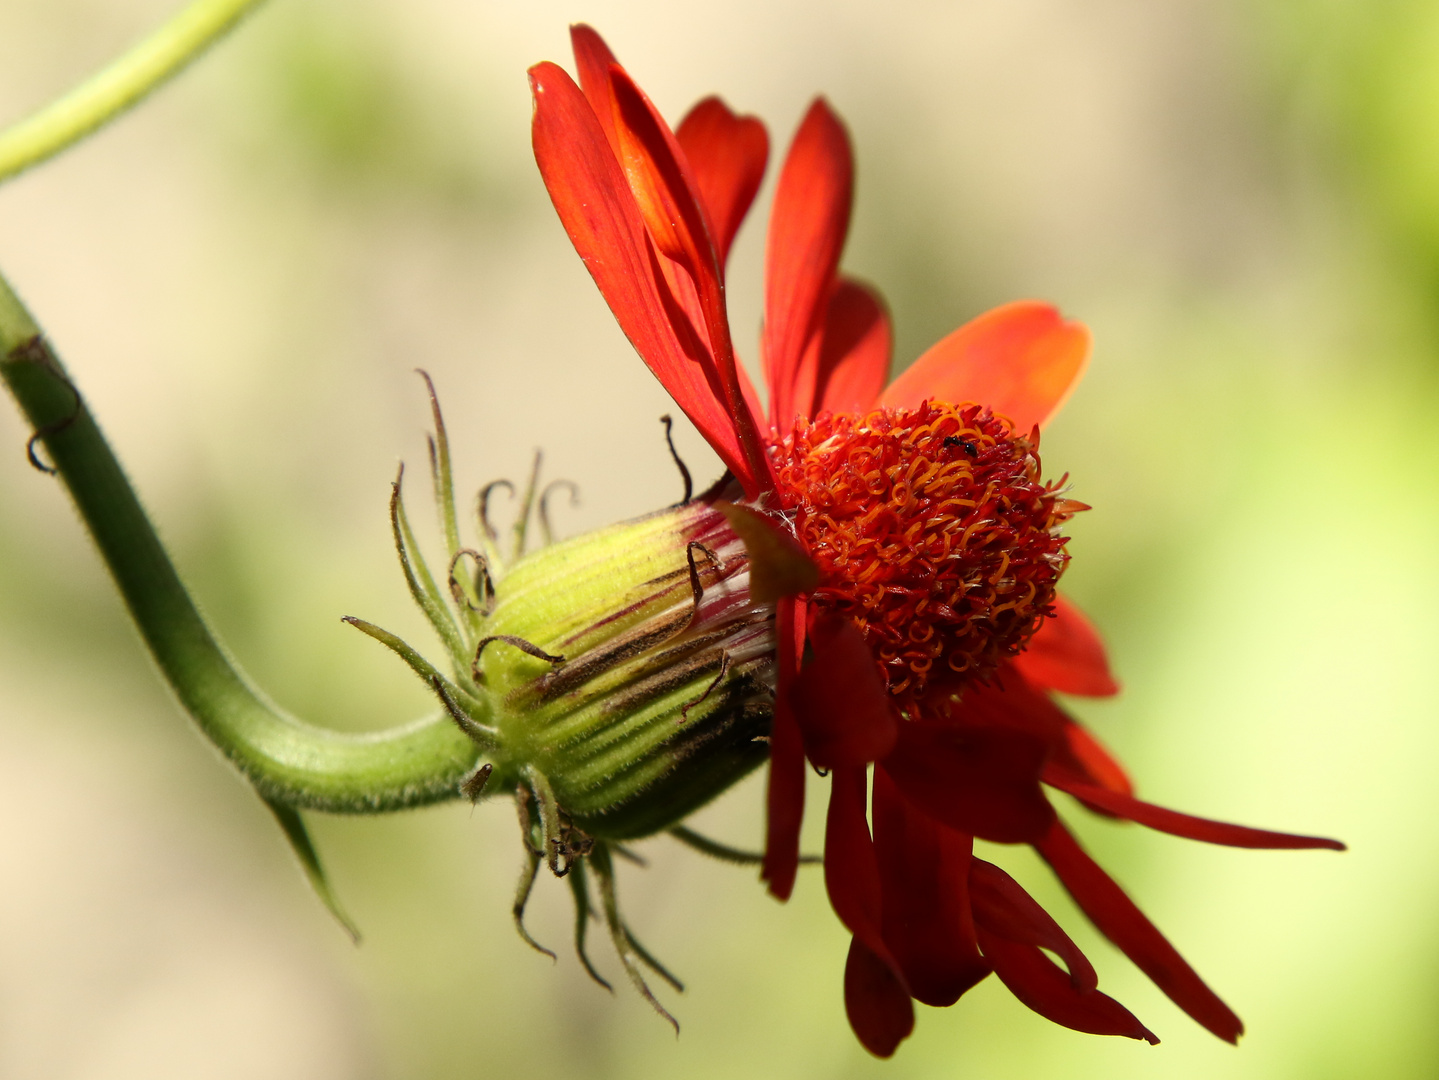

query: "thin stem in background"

left=0, top=0, right=270, bottom=185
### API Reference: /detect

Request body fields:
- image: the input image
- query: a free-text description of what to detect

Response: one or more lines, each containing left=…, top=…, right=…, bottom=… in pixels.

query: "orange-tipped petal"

left=791, top=618, right=898, bottom=770
left=1036, top=819, right=1245, bottom=1044
left=529, top=63, right=760, bottom=493
left=844, top=936, right=916, bottom=1058
left=763, top=596, right=807, bottom=900
left=764, top=99, right=854, bottom=427
left=1013, top=594, right=1120, bottom=697
left=1044, top=775, right=1347, bottom=851
left=879, top=301, right=1091, bottom=432
left=676, top=97, right=769, bottom=268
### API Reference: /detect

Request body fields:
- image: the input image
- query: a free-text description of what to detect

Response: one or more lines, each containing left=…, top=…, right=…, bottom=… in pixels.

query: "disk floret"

left=771, top=400, right=1083, bottom=700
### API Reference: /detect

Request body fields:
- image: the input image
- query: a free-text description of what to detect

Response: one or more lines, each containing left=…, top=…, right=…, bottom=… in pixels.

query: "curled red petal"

left=1044, top=775, right=1347, bottom=851
left=792, top=618, right=897, bottom=770
left=969, top=857, right=1096, bottom=990
left=881, top=720, right=1054, bottom=843
left=1035, top=819, right=1245, bottom=1043
left=873, top=768, right=989, bottom=1006
left=763, top=596, right=807, bottom=900
left=878, top=301, right=1091, bottom=432
left=844, top=936, right=916, bottom=1059
left=764, top=98, right=854, bottom=428
left=1013, top=594, right=1120, bottom=697
left=676, top=97, right=769, bottom=268
left=528, top=62, right=757, bottom=491
left=977, top=928, right=1158, bottom=1044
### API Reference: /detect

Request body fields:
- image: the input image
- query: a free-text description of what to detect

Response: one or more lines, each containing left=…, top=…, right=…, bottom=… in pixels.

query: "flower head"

left=530, top=26, right=1343, bottom=1057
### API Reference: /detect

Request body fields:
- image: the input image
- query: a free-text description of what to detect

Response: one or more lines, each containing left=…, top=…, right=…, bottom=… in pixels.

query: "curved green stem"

left=0, top=0, right=269, bottom=185
left=0, top=270, right=478, bottom=812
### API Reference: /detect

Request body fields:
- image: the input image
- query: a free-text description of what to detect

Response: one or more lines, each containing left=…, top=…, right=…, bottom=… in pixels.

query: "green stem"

left=0, top=270, right=478, bottom=811
left=0, top=0, right=269, bottom=185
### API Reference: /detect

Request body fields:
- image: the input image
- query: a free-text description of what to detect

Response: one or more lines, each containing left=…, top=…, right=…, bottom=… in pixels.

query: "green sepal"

left=264, top=798, right=361, bottom=943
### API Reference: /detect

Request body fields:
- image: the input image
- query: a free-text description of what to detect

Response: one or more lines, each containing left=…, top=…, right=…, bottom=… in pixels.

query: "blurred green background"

left=0, top=1, right=1434, bottom=1076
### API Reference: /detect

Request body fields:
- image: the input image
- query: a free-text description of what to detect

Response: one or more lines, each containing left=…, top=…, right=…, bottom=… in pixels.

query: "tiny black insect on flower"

left=943, top=435, right=978, bottom=456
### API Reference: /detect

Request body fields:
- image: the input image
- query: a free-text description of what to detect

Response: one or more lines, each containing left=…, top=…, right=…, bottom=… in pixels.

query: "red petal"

left=1013, top=594, right=1120, bottom=697
left=969, top=857, right=1096, bottom=990
left=873, top=768, right=990, bottom=1006
left=1046, top=720, right=1134, bottom=800
left=763, top=596, right=807, bottom=900
left=844, top=936, right=916, bottom=1058
left=1035, top=819, right=1245, bottom=1043
left=977, top=928, right=1158, bottom=1044
left=529, top=62, right=758, bottom=492
left=824, top=766, right=891, bottom=962
left=763, top=99, right=854, bottom=428
left=814, top=279, right=892, bottom=416
left=605, top=65, right=772, bottom=492
left=878, top=301, right=1091, bottom=432
left=569, top=24, right=622, bottom=150
left=791, top=618, right=897, bottom=769
left=676, top=97, right=769, bottom=268
left=881, top=720, right=1054, bottom=843
left=1044, top=775, right=1347, bottom=851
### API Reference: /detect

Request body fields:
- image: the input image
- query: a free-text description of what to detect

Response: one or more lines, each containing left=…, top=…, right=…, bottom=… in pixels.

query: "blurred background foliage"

left=0, top=1, right=1434, bottom=1077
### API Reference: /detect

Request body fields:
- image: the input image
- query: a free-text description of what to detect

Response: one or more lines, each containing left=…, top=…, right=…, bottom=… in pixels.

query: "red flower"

left=529, top=26, right=1343, bottom=1057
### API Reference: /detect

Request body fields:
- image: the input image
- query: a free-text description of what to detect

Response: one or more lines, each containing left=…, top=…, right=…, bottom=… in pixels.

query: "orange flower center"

left=770, top=401, right=1081, bottom=701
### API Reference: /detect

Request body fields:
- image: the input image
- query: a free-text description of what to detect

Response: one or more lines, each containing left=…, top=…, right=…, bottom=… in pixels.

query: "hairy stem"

left=0, top=270, right=478, bottom=811
left=0, top=0, right=269, bottom=184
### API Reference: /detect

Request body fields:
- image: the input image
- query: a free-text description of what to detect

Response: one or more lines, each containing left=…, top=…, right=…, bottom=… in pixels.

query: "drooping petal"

left=1035, top=819, right=1245, bottom=1044
left=814, top=278, right=892, bottom=415
left=1013, top=594, right=1120, bottom=697
left=763, top=98, right=854, bottom=428
left=969, top=857, right=1095, bottom=990
left=879, top=301, right=1091, bottom=432
left=529, top=62, right=757, bottom=491
left=824, top=766, right=899, bottom=969
left=845, top=936, right=916, bottom=1059
left=1044, top=775, right=1348, bottom=851
left=792, top=618, right=898, bottom=770
left=676, top=97, right=769, bottom=268
left=763, top=596, right=807, bottom=900
left=976, top=928, right=1158, bottom=1044
left=881, top=720, right=1054, bottom=843
left=873, top=768, right=989, bottom=1007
